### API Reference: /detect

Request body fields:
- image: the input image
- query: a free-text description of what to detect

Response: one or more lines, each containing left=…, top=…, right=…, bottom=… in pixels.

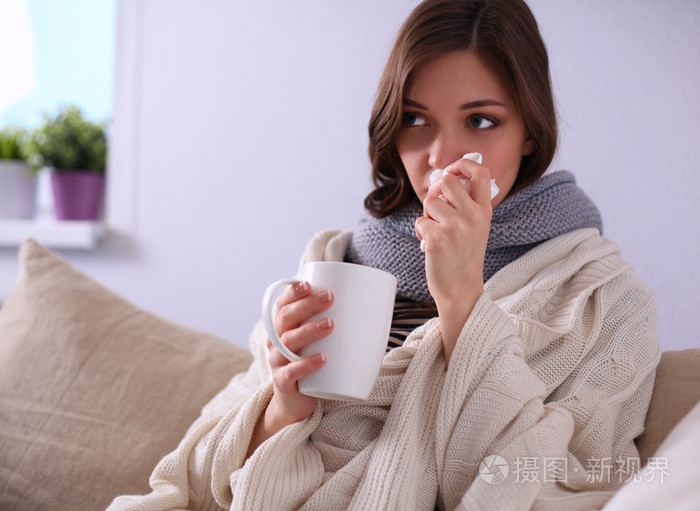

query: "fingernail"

left=319, top=290, right=333, bottom=303
left=318, top=318, right=333, bottom=329
left=315, top=353, right=326, bottom=363
left=296, top=281, right=309, bottom=293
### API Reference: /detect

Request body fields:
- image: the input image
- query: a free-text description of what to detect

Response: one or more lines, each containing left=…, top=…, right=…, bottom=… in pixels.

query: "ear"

left=521, top=135, right=536, bottom=156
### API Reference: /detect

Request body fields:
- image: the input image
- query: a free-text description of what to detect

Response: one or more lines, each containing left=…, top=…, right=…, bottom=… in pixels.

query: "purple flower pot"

left=51, top=171, right=105, bottom=221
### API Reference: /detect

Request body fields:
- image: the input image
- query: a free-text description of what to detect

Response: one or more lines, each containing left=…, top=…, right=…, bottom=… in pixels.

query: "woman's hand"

left=414, top=159, right=493, bottom=363
left=247, top=281, right=333, bottom=459
left=268, top=281, right=334, bottom=421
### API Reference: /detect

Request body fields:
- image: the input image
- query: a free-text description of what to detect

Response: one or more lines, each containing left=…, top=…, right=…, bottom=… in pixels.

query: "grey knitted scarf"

left=346, top=170, right=603, bottom=302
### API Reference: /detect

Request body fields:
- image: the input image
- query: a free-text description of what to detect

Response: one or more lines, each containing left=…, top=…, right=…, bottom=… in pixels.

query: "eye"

left=468, top=115, right=498, bottom=129
left=402, top=112, right=427, bottom=127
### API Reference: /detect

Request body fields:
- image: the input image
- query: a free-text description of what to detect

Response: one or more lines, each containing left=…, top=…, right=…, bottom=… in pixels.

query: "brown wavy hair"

left=365, top=0, right=557, bottom=217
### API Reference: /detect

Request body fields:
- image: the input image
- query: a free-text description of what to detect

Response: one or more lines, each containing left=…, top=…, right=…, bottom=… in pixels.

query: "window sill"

left=0, top=219, right=105, bottom=250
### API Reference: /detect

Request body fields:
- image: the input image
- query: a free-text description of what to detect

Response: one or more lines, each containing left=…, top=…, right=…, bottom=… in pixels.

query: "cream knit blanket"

left=110, top=228, right=660, bottom=511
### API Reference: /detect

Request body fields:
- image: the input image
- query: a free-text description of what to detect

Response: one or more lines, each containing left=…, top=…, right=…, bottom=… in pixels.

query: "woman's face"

left=397, top=50, right=533, bottom=207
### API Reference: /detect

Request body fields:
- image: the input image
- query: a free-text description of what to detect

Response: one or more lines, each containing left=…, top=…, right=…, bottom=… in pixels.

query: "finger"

left=415, top=215, right=427, bottom=242
left=464, top=165, right=492, bottom=206
left=275, top=281, right=312, bottom=309
left=426, top=175, right=446, bottom=199
left=274, top=353, right=327, bottom=392
left=275, top=289, right=334, bottom=332
left=445, top=161, right=492, bottom=204
left=444, top=155, right=480, bottom=177
left=427, top=174, right=471, bottom=210
left=423, top=189, right=455, bottom=222
left=268, top=318, right=334, bottom=367
left=415, top=214, right=441, bottom=253
left=415, top=215, right=429, bottom=251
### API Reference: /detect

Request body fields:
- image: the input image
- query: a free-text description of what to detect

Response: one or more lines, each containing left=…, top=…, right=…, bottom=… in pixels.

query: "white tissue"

left=420, top=152, right=499, bottom=252
left=463, top=152, right=483, bottom=164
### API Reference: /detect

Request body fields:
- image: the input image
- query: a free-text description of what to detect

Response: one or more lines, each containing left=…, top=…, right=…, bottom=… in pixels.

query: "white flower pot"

left=0, top=160, right=38, bottom=219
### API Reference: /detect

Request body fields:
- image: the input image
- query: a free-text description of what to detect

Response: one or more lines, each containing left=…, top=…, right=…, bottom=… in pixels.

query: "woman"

left=110, top=0, right=659, bottom=509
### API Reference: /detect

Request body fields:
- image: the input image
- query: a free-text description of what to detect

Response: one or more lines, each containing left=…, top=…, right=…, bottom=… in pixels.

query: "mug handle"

left=261, top=278, right=304, bottom=362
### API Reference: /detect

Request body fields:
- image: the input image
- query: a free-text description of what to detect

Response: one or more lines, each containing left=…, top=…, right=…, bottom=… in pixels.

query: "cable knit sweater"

left=109, top=228, right=660, bottom=511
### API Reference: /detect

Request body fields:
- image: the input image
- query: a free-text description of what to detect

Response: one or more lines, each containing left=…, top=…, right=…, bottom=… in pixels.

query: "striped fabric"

left=386, top=300, right=437, bottom=351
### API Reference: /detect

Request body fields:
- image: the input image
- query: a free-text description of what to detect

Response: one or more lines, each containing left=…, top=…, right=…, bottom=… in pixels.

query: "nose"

left=427, top=129, right=464, bottom=170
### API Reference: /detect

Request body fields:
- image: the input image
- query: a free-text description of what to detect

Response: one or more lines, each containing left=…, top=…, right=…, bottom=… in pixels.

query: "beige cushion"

left=636, top=348, right=700, bottom=465
left=0, top=239, right=253, bottom=510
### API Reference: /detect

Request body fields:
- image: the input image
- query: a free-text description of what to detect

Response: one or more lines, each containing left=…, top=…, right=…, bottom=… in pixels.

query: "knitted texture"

left=108, top=229, right=660, bottom=511
left=346, top=170, right=603, bottom=302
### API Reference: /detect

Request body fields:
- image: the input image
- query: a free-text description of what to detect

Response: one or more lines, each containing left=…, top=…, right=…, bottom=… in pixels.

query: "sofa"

left=0, top=239, right=698, bottom=510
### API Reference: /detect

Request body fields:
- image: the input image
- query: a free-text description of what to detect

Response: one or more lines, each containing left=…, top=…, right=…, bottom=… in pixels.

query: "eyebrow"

left=403, top=98, right=506, bottom=110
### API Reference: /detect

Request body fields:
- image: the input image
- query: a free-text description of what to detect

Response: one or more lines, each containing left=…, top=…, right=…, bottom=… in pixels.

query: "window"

left=0, top=0, right=115, bottom=128
left=0, top=0, right=115, bottom=248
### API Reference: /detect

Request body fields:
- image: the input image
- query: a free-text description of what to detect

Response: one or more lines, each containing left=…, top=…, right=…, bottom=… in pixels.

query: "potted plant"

left=0, top=127, right=38, bottom=220
left=27, top=105, right=108, bottom=221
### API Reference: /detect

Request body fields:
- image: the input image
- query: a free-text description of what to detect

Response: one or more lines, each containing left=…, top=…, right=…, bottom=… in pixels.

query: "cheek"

left=397, top=140, right=426, bottom=198
left=490, top=151, right=521, bottom=182
left=488, top=146, right=524, bottom=205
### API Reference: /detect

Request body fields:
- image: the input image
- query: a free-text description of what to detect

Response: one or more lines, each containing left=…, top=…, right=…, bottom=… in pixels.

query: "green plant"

left=0, top=127, right=29, bottom=161
left=27, top=105, right=107, bottom=174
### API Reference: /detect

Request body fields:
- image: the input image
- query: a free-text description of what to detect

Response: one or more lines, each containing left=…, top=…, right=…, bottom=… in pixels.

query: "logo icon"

left=479, top=455, right=509, bottom=484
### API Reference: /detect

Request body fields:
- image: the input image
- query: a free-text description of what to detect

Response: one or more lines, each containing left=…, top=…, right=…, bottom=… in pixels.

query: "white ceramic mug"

left=262, top=261, right=397, bottom=402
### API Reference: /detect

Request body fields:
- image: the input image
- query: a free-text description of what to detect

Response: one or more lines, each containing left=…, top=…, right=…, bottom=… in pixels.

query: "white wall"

left=1, top=0, right=698, bottom=351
